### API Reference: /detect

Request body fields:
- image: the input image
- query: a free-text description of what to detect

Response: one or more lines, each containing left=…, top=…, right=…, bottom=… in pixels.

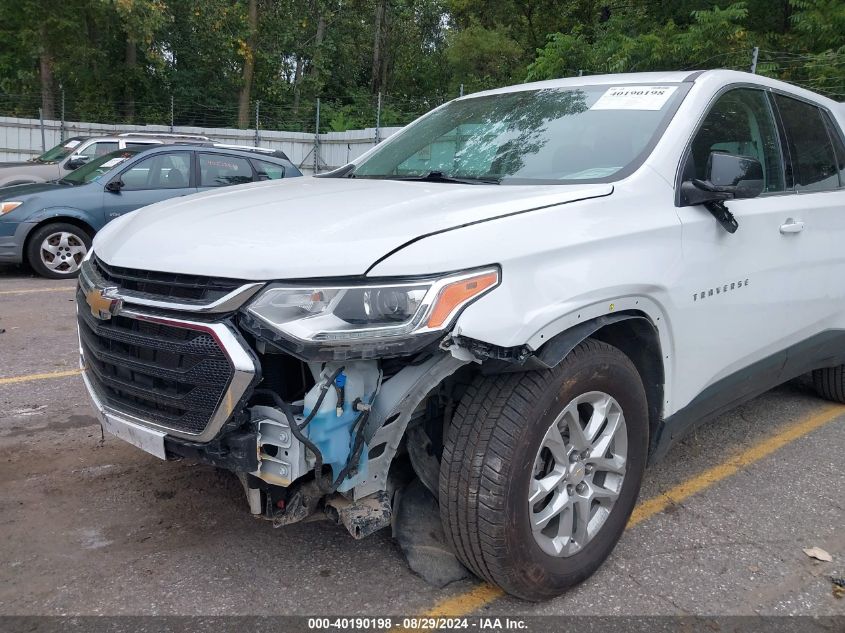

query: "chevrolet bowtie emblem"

left=85, top=286, right=122, bottom=320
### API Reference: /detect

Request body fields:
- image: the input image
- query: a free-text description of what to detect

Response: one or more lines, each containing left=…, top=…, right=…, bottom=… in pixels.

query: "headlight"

left=0, top=201, right=22, bottom=215
left=244, top=268, right=499, bottom=360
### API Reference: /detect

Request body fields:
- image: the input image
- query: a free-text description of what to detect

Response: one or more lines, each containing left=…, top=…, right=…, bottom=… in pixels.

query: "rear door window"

left=821, top=111, right=845, bottom=188
left=252, top=159, right=286, bottom=180
left=199, top=154, right=254, bottom=187
left=774, top=94, right=840, bottom=192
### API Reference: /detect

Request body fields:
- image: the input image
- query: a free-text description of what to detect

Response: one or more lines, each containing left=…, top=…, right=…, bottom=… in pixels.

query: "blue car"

left=0, top=144, right=301, bottom=278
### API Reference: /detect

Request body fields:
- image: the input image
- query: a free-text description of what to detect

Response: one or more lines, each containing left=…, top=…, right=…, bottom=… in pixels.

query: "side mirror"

left=105, top=179, right=123, bottom=193
left=65, top=154, right=89, bottom=170
left=705, top=152, right=764, bottom=199
left=680, top=152, right=764, bottom=234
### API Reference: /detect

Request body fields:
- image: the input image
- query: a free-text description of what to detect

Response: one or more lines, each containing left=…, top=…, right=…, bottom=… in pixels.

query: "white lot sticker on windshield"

left=100, top=157, right=128, bottom=168
left=65, top=140, right=81, bottom=148
left=591, top=86, right=678, bottom=111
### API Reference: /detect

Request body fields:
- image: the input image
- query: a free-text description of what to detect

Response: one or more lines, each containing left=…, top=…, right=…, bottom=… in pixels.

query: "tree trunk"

left=370, top=0, right=387, bottom=93
left=781, top=0, right=792, bottom=34
left=125, top=39, right=137, bottom=123
left=380, top=5, right=390, bottom=91
left=309, top=13, right=326, bottom=78
left=39, top=24, right=55, bottom=120
left=237, top=0, right=259, bottom=128
left=293, top=56, right=303, bottom=112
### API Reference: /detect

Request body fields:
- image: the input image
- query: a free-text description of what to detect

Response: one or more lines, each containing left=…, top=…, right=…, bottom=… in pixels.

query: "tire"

left=812, top=366, right=845, bottom=403
left=439, top=339, right=649, bottom=600
left=25, top=222, right=92, bottom=279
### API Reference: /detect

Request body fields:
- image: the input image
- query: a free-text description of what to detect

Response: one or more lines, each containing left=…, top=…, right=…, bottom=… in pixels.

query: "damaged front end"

left=229, top=351, right=470, bottom=540
left=78, top=255, right=498, bottom=542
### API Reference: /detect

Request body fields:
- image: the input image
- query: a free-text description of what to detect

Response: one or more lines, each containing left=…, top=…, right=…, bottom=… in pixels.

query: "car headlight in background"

left=0, top=201, right=22, bottom=215
left=244, top=267, right=499, bottom=360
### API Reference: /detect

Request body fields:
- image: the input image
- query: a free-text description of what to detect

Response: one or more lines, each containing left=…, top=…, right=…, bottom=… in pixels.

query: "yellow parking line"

left=408, top=403, right=845, bottom=620
left=0, top=368, right=82, bottom=386
left=0, top=286, right=74, bottom=295
left=629, top=403, right=845, bottom=526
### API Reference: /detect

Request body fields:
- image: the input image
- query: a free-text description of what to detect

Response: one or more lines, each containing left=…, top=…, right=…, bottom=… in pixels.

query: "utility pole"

left=375, top=91, right=382, bottom=144
left=313, top=98, right=321, bottom=174
left=170, top=95, right=174, bottom=132
left=38, top=107, right=45, bottom=152
left=750, top=46, right=759, bottom=74
left=255, top=100, right=261, bottom=146
left=59, top=86, right=65, bottom=142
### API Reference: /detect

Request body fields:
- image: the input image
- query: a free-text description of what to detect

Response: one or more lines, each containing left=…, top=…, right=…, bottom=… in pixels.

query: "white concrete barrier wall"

left=0, top=116, right=403, bottom=175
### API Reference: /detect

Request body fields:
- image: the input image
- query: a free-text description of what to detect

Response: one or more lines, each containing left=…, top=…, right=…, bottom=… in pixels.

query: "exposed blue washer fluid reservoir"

left=303, top=361, right=380, bottom=492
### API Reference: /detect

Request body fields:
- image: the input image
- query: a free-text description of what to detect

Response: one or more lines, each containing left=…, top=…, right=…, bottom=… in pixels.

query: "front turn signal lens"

left=427, top=270, right=499, bottom=328
left=0, top=201, right=22, bottom=215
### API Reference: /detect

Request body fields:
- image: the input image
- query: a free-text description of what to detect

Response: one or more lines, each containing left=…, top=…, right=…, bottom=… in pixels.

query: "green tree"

left=527, top=3, right=753, bottom=80
left=1, top=0, right=844, bottom=132
left=446, top=24, right=523, bottom=93
left=111, top=0, right=168, bottom=122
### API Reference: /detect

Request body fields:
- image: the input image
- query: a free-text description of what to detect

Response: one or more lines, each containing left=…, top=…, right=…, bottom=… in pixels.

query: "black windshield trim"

left=354, top=171, right=501, bottom=185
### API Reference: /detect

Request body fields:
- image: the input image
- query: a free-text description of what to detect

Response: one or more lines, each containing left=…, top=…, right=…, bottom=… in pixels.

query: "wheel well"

left=23, top=216, right=96, bottom=255
left=589, top=315, right=664, bottom=456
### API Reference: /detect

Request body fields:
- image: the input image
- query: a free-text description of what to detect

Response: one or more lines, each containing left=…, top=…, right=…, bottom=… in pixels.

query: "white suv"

left=77, top=70, right=845, bottom=600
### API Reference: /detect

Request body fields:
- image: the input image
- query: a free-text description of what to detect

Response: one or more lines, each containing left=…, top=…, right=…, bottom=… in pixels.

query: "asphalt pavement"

left=1, top=265, right=843, bottom=621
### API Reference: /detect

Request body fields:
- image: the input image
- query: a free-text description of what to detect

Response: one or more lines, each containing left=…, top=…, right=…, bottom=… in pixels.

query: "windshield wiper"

left=355, top=171, right=500, bottom=185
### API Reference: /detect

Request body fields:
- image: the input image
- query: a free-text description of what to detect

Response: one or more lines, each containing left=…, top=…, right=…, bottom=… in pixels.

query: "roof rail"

left=210, top=143, right=273, bottom=153
left=117, top=132, right=212, bottom=141
left=203, top=143, right=290, bottom=160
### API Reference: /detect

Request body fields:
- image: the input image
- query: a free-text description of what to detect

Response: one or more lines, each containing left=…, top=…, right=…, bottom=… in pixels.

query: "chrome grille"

left=81, top=256, right=263, bottom=314
left=93, top=255, right=245, bottom=303
left=77, top=288, right=257, bottom=439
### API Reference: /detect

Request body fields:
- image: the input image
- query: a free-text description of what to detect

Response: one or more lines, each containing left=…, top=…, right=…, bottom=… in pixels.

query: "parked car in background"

left=0, top=132, right=212, bottom=186
left=0, top=144, right=301, bottom=277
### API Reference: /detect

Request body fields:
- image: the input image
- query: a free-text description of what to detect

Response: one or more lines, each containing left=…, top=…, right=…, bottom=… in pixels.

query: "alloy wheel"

left=529, top=391, right=628, bottom=557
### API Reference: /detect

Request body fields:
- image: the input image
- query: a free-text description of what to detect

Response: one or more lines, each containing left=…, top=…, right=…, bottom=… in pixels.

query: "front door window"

left=683, top=88, right=785, bottom=193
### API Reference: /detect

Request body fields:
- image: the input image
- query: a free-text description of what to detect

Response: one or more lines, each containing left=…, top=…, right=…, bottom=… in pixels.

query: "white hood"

left=94, top=176, right=612, bottom=279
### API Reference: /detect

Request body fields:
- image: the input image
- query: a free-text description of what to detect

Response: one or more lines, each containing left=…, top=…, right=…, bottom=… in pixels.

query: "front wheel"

left=439, top=339, right=648, bottom=600
left=25, top=222, right=91, bottom=279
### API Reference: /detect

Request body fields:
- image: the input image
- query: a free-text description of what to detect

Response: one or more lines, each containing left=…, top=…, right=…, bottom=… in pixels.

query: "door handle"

left=779, top=218, right=805, bottom=234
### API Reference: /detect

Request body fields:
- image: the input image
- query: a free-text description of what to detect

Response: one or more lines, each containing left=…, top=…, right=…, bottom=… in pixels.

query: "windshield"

left=353, top=84, right=689, bottom=184
left=33, top=137, right=87, bottom=163
left=59, top=149, right=139, bottom=185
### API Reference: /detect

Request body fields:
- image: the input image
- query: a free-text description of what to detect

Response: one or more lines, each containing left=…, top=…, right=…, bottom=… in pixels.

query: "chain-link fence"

left=0, top=91, right=451, bottom=135
left=3, top=46, right=844, bottom=131
left=0, top=114, right=407, bottom=176
left=0, top=90, right=456, bottom=175
left=3, top=52, right=844, bottom=173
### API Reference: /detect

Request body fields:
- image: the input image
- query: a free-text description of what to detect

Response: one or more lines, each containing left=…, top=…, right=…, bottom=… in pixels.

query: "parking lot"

left=1, top=266, right=844, bottom=620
